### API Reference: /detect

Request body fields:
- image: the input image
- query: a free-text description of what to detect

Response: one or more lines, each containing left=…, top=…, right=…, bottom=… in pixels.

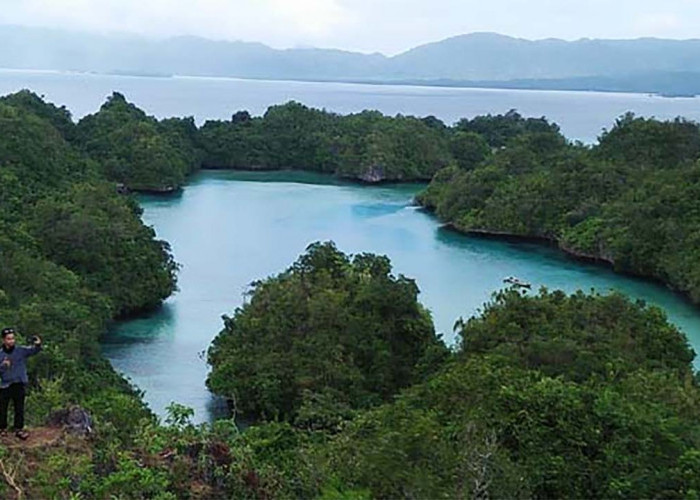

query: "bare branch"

left=0, top=458, right=24, bottom=499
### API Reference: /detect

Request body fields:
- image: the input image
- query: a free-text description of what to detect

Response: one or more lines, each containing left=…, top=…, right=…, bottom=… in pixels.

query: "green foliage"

left=419, top=113, right=700, bottom=303
left=207, top=242, right=447, bottom=423
left=309, top=290, right=700, bottom=499
left=0, top=101, right=97, bottom=212
left=90, top=453, right=175, bottom=499
left=4, top=90, right=700, bottom=499
left=164, top=402, right=196, bottom=430
left=75, top=92, right=199, bottom=191
left=198, top=102, right=451, bottom=181
left=450, top=130, right=491, bottom=170
left=0, top=91, right=179, bottom=496
left=455, top=109, right=561, bottom=148
left=29, top=182, right=178, bottom=316
left=597, top=112, right=700, bottom=169
left=54, top=93, right=561, bottom=187
left=457, top=288, right=695, bottom=380
left=335, top=111, right=451, bottom=180
left=0, top=93, right=179, bottom=323
left=0, top=88, right=76, bottom=140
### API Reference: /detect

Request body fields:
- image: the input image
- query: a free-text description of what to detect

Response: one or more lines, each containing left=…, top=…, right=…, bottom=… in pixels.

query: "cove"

left=103, top=171, right=700, bottom=422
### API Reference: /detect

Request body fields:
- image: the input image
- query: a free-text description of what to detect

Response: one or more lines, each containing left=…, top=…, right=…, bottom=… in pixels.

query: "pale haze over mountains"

left=2, top=25, right=700, bottom=96
left=4, top=0, right=700, bottom=55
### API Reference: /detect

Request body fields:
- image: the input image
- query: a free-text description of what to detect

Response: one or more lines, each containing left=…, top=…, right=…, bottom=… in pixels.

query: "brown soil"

left=0, top=426, right=64, bottom=450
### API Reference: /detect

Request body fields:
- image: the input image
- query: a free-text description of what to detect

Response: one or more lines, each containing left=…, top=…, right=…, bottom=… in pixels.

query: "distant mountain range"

left=2, top=25, right=700, bottom=96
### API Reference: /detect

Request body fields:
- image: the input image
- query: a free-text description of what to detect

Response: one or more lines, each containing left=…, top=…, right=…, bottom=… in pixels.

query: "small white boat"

left=503, top=276, right=531, bottom=289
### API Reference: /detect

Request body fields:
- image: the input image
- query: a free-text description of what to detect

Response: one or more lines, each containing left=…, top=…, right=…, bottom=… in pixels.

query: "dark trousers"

left=0, top=383, right=25, bottom=430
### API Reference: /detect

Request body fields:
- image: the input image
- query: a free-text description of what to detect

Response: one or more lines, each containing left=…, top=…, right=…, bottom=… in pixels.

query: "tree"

left=450, top=130, right=491, bottom=170
left=207, top=242, right=447, bottom=424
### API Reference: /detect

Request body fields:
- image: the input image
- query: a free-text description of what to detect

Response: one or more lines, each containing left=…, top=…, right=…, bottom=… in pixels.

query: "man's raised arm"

left=22, top=336, right=42, bottom=356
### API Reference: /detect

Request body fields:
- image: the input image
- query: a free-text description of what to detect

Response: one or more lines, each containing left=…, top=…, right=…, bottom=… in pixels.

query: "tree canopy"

left=0, top=91, right=177, bottom=491
left=419, top=113, right=700, bottom=304
left=207, top=242, right=447, bottom=426
left=74, top=92, right=199, bottom=191
left=304, top=289, right=700, bottom=499
left=3, top=90, right=700, bottom=498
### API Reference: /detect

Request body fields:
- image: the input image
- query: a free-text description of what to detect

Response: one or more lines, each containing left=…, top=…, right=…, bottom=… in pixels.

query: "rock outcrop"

left=48, top=406, right=93, bottom=436
left=359, top=165, right=386, bottom=183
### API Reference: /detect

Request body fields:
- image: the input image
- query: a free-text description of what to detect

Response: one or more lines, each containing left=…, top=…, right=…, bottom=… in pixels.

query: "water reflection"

left=103, top=303, right=177, bottom=345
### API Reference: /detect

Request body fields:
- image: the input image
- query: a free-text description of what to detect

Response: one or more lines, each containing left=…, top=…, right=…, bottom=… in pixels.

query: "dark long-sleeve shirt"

left=0, top=344, right=41, bottom=388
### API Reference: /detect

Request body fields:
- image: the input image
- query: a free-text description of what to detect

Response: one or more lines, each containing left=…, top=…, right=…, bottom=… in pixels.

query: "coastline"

left=128, top=166, right=432, bottom=194
left=427, top=215, right=699, bottom=310
left=2, top=67, right=698, bottom=99
left=133, top=168, right=698, bottom=314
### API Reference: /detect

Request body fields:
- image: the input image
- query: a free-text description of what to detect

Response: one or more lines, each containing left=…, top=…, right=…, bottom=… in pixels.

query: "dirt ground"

left=0, top=426, right=64, bottom=450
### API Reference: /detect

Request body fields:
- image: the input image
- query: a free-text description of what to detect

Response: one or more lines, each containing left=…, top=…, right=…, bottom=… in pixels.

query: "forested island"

left=2, top=89, right=700, bottom=497
left=50, top=89, right=700, bottom=307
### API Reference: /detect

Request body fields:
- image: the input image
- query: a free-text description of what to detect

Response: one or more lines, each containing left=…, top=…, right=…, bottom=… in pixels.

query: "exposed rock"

left=558, top=241, right=616, bottom=266
left=48, top=406, right=93, bottom=436
left=137, top=185, right=179, bottom=194
left=444, top=222, right=618, bottom=268
left=359, top=165, right=386, bottom=183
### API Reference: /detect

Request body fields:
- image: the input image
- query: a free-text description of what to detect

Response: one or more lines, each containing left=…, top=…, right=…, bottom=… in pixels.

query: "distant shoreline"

left=0, top=66, right=697, bottom=98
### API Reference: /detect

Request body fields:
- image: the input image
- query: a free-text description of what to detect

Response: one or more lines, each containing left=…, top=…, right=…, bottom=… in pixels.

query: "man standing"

left=0, top=327, right=42, bottom=440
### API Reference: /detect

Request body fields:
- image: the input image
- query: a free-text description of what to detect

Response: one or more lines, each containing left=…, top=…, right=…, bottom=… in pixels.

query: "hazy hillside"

left=2, top=26, right=700, bottom=94
left=386, top=32, right=700, bottom=80
left=0, top=25, right=386, bottom=80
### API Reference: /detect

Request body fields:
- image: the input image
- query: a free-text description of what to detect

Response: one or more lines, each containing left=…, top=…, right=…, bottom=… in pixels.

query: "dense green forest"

left=0, top=90, right=181, bottom=496
left=418, top=111, right=700, bottom=305
left=203, top=248, right=700, bottom=499
left=74, top=92, right=200, bottom=192
left=2, top=89, right=700, bottom=497
left=207, top=242, right=448, bottom=425
left=66, top=91, right=452, bottom=187
left=198, top=103, right=451, bottom=181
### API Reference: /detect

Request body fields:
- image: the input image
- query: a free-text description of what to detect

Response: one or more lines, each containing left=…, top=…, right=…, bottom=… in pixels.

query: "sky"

left=2, top=0, right=700, bottom=54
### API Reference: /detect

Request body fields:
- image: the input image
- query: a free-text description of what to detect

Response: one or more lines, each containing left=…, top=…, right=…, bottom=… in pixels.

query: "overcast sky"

left=3, top=0, right=700, bottom=54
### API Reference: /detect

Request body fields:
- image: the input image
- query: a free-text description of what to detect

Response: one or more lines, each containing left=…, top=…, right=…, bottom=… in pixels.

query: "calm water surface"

left=103, top=171, right=700, bottom=422
left=2, top=69, right=700, bottom=142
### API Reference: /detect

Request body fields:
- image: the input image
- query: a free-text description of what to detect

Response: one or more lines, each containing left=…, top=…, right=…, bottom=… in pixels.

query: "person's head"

left=1, top=327, right=16, bottom=348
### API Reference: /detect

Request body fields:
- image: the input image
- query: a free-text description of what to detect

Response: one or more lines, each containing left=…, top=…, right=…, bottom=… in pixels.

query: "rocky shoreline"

left=432, top=219, right=696, bottom=307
